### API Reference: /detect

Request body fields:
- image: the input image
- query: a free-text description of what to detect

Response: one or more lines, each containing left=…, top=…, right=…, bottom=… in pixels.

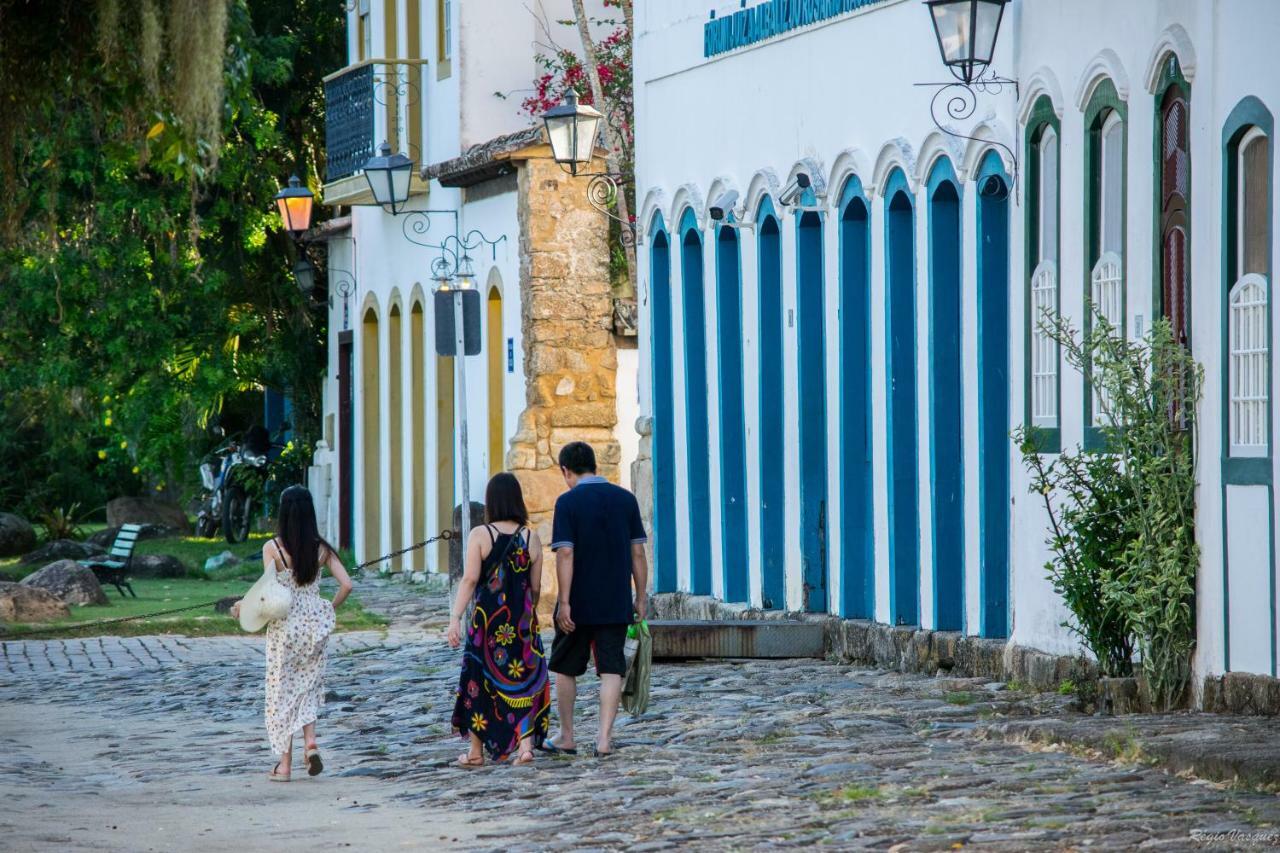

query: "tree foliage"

left=0, top=0, right=344, bottom=517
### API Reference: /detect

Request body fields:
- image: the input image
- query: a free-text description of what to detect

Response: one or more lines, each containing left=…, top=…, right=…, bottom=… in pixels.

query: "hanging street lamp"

left=540, top=89, right=605, bottom=178
left=275, top=174, right=315, bottom=236
left=916, top=0, right=1018, bottom=191
left=362, top=141, right=415, bottom=215
left=923, top=0, right=1009, bottom=85
left=292, top=257, right=317, bottom=298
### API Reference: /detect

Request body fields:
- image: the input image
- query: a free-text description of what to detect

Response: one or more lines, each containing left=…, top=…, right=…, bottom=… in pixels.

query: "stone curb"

left=979, top=716, right=1280, bottom=789
left=650, top=592, right=1094, bottom=690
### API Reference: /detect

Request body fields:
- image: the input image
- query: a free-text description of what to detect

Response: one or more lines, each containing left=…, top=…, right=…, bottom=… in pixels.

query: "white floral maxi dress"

left=264, top=567, right=336, bottom=754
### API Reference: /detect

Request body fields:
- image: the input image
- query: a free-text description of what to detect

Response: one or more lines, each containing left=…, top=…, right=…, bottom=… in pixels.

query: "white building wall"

left=635, top=0, right=1280, bottom=686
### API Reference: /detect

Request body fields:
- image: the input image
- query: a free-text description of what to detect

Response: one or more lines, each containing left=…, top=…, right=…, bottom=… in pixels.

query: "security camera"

left=779, top=172, right=812, bottom=206
left=708, top=190, right=740, bottom=222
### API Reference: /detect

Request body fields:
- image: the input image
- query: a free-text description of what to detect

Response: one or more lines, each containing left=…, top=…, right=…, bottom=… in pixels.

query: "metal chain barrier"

left=7, top=530, right=458, bottom=641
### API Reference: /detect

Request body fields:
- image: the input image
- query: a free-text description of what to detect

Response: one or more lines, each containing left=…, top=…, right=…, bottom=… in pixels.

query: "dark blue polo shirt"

left=550, top=476, right=647, bottom=625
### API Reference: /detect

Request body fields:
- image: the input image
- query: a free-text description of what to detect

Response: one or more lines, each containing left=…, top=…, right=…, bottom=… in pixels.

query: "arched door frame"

left=976, top=150, right=1012, bottom=638
left=756, top=197, right=787, bottom=610
left=796, top=192, right=829, bottom=613
left=883, top=167, right=920, bottom=628
left=926, top=157, right=965, bottom=632
left=838, top=176, right=874, bottom=619
left=679, top=206, right=713, bottom=596
left=649, top=213, right=678, bottom=593
left=715, top=219, right=749, bottom=602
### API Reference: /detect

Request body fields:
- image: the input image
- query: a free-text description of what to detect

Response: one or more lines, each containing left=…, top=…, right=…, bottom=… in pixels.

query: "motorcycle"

left=195, top=424, right=283, bottom=543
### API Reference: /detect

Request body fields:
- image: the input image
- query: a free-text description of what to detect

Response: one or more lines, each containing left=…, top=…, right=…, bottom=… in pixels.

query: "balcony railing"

left=324, top=59, right=427, bottom=186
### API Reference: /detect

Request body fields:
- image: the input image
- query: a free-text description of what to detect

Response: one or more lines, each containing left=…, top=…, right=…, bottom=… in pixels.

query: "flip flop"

left=537, top=740, right=577, bottom=755
left=511, top=750, right=535, bottom=766
left=267, top=761, right=291, bottom=782
left=457, top=752, right=485, bottom=769
left=304, top=748, right=323, bottom=777
left=592, top=746, right=614, bottom=758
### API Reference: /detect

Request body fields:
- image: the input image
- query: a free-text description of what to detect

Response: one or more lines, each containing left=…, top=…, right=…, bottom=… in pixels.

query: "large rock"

left=86, top=524, right=173, bottom=547
left=105, top=497, right=191, bottom=533
left=0, top=582, right=71, bottom=622
left=20, top=560, right=109, bottom=606
left=0, top=513, right=37, bottom=557
left=21, top=539, right=104, bottom=565
left=204, top=550, right=242, bottom=573
left=130, top=554, right=187, bottom=579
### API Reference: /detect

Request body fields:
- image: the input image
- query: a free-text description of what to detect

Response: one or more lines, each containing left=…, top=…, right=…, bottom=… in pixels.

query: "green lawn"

left=2, top=577, right=387, bottom=638
left=1, top=530, right=385, bottom=638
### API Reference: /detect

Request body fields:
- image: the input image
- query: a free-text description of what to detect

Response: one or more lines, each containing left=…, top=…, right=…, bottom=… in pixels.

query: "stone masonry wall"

left=507, top=153, right=619, bottom=614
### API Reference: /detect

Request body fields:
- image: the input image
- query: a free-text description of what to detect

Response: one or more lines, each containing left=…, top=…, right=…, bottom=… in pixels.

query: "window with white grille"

left=1030, top=127, right=1059, bottom=428
left=1090, top=111, right=1125, bottom=426
left=1228, top=127, right=1271, bottom=457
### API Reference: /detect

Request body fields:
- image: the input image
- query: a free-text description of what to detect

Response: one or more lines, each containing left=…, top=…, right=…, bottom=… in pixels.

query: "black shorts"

left=549, top=621, right=628, bottom=677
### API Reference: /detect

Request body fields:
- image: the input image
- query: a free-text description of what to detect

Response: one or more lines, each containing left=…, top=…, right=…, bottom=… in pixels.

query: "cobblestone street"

left=3, top=582, right=1280, bottom=851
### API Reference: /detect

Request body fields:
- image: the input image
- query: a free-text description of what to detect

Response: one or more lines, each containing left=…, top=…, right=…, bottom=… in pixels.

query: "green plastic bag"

left=622, top=619, right=652, bottom=715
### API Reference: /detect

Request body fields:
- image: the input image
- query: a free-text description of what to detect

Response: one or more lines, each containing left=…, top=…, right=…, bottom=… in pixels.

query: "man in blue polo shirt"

left=543, top=441, right=648, bottom=758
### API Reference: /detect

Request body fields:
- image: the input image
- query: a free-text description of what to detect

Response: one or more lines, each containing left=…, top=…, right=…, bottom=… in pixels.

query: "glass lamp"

left=274, top=175, right=315, bottom=236
left=540, top=90, right=604, bottom=175
left=362, top=141, right=414, bottom=214
left=924, top=0, right=1009, bottom=85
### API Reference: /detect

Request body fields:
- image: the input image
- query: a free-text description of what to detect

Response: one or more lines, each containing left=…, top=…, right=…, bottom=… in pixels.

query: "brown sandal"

left=511, top=750, right=535, bottom=766
left=457, top=751, right=484, bottom=769
left=267, top=760, right=291, bottom=782
left=304, top=747, right=323, bottom=777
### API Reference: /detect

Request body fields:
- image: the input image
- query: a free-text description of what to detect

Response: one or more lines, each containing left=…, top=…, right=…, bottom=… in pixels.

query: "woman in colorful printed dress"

left=448, top=472, right=550, bottom=767
left=233, top=486, right=353, bottom=781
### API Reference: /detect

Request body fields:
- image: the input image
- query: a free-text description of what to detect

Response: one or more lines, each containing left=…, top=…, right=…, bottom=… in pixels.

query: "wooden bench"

left=79, top=523, right=141, bottom=598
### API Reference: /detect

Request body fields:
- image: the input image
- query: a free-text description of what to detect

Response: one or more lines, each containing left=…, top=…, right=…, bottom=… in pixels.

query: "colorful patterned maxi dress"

left=452, top=526, right=550, bottom=759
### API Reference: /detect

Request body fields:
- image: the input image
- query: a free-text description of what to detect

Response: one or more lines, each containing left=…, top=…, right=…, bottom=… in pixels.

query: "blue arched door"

left=716, top=222, right=748, bottom=602
left=680, top=208, right=712, bottom=595
left=757, top=199, right=786, bottom=609
left=649, top=216, right=677, bottom=592
left=839, top=177, right=874, bottom=618
left=927, top=159, right=964, bottom=631
left=885, top=169, right=920, bottom=627
left=976, top=152, right=1011, bottom=637
left=797, top=204, right=828, bottom=613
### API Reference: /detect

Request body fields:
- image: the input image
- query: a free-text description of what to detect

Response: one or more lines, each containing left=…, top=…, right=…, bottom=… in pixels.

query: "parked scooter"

left=195, top=424, right=284, bottom=543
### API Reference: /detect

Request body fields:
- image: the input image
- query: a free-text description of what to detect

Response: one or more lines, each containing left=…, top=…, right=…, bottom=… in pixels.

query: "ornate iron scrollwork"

left=915, top=70, right=1019, bottom=195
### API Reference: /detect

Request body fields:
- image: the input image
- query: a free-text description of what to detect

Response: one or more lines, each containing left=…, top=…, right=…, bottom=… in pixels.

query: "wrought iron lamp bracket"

left=914, top=71, right=1020, bottom=197
left=399, top=209, right=507, bottom=282
left=554, top=161, right=637, bottom=247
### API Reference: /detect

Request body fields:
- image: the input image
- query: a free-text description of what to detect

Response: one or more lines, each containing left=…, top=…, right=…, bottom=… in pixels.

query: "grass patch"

left=135, top=532, right=273, bottom=575
left=832, top=784, right=883, bottom=802
left=2, top=576, right=386, bottom=638
left=944, top=691, right=977, bottom=706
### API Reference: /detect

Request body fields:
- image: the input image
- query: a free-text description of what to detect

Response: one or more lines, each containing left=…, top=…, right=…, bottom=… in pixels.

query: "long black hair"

left=484, top=472, right=529, bottom=526
left=276, top=485, right=334, bottom=586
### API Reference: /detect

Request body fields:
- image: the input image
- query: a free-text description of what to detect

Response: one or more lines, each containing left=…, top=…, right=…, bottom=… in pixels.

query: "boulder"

left=20, top=560, right=109, bottom=606
left=130, top=554, right=188, bottom=579
left=0, top=513, right=37, bottom=557
left=21, top=539, right=104, bottom=565
left=105, top=497, right=191, bottom=533
left=204, top=550, right=241, bottom=572
left=86, top=523, right=175, bottom=547
left=0, top=582, right=71, bottom=622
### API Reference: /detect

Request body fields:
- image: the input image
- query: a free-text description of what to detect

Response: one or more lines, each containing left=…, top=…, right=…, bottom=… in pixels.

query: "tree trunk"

left=569, top=0, right=636, bottom=293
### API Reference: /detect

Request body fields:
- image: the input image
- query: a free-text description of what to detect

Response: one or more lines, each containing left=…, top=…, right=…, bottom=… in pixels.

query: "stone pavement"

left=3, top=580, right=1280, bottom=851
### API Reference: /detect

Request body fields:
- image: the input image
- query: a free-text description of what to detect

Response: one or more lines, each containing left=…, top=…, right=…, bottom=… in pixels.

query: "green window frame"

left=1082, top=78, right=1128, bottom=451
left=1221, top=97, right=1275, bottom=486
left=1023, top=95, right=1062, bottom=453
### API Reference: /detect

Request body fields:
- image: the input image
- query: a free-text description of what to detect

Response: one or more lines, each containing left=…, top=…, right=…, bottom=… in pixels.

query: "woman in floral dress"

left=448, top=473, right=550, bottom=766
left=233, top=486, right=353, bottom=781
